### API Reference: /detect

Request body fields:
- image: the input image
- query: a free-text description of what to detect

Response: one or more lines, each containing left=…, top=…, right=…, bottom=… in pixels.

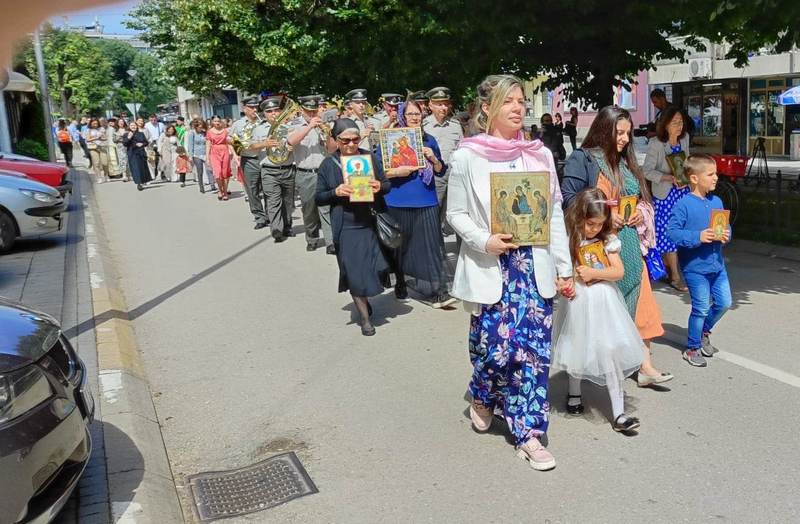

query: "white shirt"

left=144, top=121, right=165, bottom=143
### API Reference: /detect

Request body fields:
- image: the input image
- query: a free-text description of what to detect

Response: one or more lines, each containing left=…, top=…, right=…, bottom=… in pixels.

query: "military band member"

left=422, top=87, right=463, bottom=233
left=344, top=88, right=373, bottom=150
left=368, top=93, right=403, bottom=130
left=247, top=97, right=296, bottom=242
left=410, top=90, right=431, bottom=118
left=230, top=97, right=269, bottom=228
left=287, top=95, right=337, bottom=252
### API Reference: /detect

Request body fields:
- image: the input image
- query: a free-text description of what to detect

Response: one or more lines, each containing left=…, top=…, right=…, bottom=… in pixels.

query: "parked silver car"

left=0, top=297, right=94, bottom=523
left=0, top=169, right=66, bottom=253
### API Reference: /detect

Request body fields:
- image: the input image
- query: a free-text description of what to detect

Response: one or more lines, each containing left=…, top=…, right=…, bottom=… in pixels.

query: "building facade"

left=649, top=37, right=800, bottom=157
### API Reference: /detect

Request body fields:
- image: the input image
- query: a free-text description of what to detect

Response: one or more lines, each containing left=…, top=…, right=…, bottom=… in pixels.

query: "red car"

left=0, top=153, right=72, bottom=196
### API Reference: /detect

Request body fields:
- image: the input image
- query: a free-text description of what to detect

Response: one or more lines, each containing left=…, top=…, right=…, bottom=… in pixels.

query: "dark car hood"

left=0, top=297, right=61, bottom=373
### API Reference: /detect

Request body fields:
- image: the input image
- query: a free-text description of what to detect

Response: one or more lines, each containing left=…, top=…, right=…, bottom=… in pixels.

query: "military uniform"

left=410, top=90, right=430, bottom=118
left=290, top=95, right=333, bottom=251
left=344, top=88, right=372, bottom=151
left=231, top=97, right=269, bottom=226
left=367, top=93, right=402, bottom=130
left=422, top=87, right=463, bottom=232
left=253, top=96, right=296, bottom=240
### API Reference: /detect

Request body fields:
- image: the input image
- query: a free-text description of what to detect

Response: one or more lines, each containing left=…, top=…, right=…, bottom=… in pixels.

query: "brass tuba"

left=266, top=97, right=300, bottom=165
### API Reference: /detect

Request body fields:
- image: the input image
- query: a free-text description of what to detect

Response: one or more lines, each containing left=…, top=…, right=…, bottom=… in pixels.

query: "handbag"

left=644, top=247, right=667, bottom=281
left=371, top=209, right=403, bottom=249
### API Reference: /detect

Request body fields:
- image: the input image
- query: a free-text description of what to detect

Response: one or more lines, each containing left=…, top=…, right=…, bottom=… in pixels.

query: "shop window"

left=702, top=95, right=722, bottom=136
left=749, top=93, right=766, bottom=136
left=750, top=79, right=767, bottom=89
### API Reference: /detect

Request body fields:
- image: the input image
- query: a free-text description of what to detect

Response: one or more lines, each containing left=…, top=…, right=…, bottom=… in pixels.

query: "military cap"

left=426, top=87, right=451, bottom=101
left=298, top=95, right=322, bottom=110
left=410, top=90, right=430, bottom=102
left=242, top=96, right=260, bottom=108
left=259, top=96, right=282, bottom=112
left=381, top=93, right=403, bottom=106
left=345, top=89, right=368, bottom=102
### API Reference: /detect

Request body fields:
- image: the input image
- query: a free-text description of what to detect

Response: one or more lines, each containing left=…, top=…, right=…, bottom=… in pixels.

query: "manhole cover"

left=187, top=452, right=318, bottom=521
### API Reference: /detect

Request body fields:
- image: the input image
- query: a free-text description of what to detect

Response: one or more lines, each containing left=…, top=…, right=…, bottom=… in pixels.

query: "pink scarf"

left=458, top=132, right=563, bottom=202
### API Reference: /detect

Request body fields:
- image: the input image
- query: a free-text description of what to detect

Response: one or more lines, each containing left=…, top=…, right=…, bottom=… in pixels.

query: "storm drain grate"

left=187, top=451, right=318, bottom=521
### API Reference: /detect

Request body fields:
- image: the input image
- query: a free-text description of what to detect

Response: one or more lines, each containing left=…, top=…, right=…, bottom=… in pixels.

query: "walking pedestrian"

left=287, top=95, right=336, bottom=252
left=122, top=120, right=152, bottom=190
left=446, top=74, right=573, bottom=470
left=84, top=118, right=110, bottom=183
left=206, top=115, right=233, bottom=200
left=106, top=118, right=121, bottom=178
left=115, top=118, right=130, bottom=182
left=144, top=114, right=165, bottom=180
left=175, top=146, right=192, bottom=187
left=55, top=119, right=73, bottom=167
left=552, top=187, right=644, bottom=433
left=643, top=105, right=691, bottom=292
left=253, top=97, right=295, bottom=240
left=231, top=97, right=268, bottom=226
left=561, top=105, right=673, bottom=387
left=158, top=125, right=179, bottom=182
left=187, top=119, right=215, bottom=193
left=377, top=100, right=453, bottom=308
left=565, top=107, right=579, bottom=151
left=316, top=118, right=392, bottom=336
left=667, top=154, right=732, bottom=368
left=423, top=87, right=463, bottom=234
left=77, top=116, right=92, bottom=166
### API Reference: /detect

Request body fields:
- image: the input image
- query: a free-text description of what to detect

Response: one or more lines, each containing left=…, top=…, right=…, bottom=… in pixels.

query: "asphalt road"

left=93, top=175, right=800, bottom=523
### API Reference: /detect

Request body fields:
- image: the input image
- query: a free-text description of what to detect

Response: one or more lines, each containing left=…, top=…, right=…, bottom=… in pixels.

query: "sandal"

left=222, top=195, right=229, bottom=201
left=668, top=280, right=688, bottom=292
left=566, top=395, right=584, bottom=415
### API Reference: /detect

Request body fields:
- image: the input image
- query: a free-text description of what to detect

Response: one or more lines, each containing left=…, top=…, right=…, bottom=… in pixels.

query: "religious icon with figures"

left=341, top=154, right=375, bottom=202
left=490, top=171, right=551, bottom=246
left=578, top=241, right=610, bottom=270
left=665, top=151, right=689, bottom=188
left=378, top=127, right=425, bottom=170
left=618, top=195, right=638, bottom=222
left=709, top=209, right=730, bottom=240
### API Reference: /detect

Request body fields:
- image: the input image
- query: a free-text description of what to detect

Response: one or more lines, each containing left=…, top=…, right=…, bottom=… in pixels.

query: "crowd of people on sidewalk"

left=69, top=76, right=733, bottom=472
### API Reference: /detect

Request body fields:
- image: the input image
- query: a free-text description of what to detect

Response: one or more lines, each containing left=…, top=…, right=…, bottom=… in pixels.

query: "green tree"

left=128, top=0, right=800, bottom=108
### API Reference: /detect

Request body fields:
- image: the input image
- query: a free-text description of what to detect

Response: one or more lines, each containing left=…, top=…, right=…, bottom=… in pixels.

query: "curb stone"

left=83, top=176, right=185, bottom=524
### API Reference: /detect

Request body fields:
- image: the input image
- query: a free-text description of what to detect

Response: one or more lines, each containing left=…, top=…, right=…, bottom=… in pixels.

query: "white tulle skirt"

left=552, top=280, right=644, bottom=386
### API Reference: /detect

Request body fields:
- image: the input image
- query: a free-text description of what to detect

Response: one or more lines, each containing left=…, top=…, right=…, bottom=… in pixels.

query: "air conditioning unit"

left=689, top=58, right=713, bottom=79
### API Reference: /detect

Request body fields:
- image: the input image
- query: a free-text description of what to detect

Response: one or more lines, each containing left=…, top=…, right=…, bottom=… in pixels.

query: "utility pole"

left=33, top=27, right=56, bottom=162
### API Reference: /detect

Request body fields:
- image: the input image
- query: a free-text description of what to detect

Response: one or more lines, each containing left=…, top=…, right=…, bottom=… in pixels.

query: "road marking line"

left=716, top=351, right=800, bottom=389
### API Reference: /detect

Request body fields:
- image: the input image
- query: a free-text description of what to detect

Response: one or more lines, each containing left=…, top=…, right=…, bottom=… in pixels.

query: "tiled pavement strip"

left=0, top=165, right=110, bottom=523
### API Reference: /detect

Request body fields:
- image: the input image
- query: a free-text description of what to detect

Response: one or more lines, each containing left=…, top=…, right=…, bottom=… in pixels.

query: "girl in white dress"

left=553, top=188, right=644, bottom=433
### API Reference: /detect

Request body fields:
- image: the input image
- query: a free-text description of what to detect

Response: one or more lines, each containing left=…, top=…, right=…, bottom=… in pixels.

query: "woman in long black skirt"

left=316, top=118, right=392, bottom=336
left=375, top=100, right=454, bottom=308
left=122, top=121, right=152, bottom=191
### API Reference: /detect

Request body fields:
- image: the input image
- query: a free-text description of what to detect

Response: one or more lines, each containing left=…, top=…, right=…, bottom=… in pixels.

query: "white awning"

left=3, top=71, right=35, bottom=93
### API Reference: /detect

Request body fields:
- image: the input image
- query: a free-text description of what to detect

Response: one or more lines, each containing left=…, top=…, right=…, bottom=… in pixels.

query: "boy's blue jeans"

left=683, top=269, right=732, bottom=350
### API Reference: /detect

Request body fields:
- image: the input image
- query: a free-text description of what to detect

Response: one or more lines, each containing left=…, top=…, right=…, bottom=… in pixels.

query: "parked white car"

left=0, top=169, right=65, bottom=253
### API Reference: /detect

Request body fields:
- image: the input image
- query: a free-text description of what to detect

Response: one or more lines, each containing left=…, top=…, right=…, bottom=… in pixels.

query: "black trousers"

left=241, top=156, right=268, bottom=223
left=58, top=142, right=73, bottom=166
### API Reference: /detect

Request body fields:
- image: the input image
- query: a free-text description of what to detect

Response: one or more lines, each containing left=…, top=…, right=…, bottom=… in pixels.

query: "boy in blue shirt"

left=667, top=154, right=732, bottom=367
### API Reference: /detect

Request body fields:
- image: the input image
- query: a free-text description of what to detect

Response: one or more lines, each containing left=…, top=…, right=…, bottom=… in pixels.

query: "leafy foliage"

left=14, top=27, right=175, bottom=117
left=128, top=0, right=800, bottom=107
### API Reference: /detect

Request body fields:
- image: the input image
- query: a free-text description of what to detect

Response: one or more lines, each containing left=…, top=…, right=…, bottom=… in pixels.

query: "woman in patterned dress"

left=643, top=106, right=691, bottom=292
left=447, top=75, right=574, bottom=471
left=562, top=106, right=674, bottom=387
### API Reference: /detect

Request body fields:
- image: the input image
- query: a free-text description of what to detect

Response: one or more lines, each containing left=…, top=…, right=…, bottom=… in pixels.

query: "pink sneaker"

left=469, top=402, right=493, bottom=432
left=516, top=437, right=556, bottom=471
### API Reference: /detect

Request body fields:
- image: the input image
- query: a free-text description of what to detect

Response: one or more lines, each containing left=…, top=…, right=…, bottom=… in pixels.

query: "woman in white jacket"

left=446, top=75, right=573, bottom=471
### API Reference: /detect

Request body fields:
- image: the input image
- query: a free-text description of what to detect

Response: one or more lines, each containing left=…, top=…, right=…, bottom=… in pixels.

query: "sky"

left=49, top=0, right=141, bottom=35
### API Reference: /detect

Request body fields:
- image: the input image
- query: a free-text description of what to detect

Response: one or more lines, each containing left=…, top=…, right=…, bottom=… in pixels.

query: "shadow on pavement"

left=341, top=292, right=414, bottom=327
left=64, top=235, right=272, bottom=339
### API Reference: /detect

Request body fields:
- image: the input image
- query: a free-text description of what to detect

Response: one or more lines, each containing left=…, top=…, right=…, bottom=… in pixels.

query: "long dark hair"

left=581, top=106, right=651, bottom=202
left=565, top=188, right=614, bottom=264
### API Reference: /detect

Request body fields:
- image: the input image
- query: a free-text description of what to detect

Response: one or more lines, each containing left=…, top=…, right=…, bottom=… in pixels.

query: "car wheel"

left=0, top=210, right=16, bottom=253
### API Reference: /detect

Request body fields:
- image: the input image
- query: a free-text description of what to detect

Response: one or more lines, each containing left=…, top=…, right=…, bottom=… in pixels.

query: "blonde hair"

left=471, top=74, right=524, bottom=134
left=684, top=153, right=716, bottom=184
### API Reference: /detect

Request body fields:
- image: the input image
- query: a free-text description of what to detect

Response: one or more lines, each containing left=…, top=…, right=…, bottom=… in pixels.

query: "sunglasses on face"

left=337, top=137, right=360, bottom=145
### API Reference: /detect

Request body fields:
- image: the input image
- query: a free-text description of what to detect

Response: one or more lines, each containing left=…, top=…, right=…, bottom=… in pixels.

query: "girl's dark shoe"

left=566, top=395, right=584, bottom=415
left=612, top=414, right=641, bottom=433
left=361, top=323, right=376, bottom=336
left=136, top=184, right=143, bottom=191
left=395, top=283, right=408, bottom=300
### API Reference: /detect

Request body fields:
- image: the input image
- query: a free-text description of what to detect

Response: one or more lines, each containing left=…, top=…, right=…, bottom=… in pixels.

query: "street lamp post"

left=127, top=69, right=138, bottom=118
